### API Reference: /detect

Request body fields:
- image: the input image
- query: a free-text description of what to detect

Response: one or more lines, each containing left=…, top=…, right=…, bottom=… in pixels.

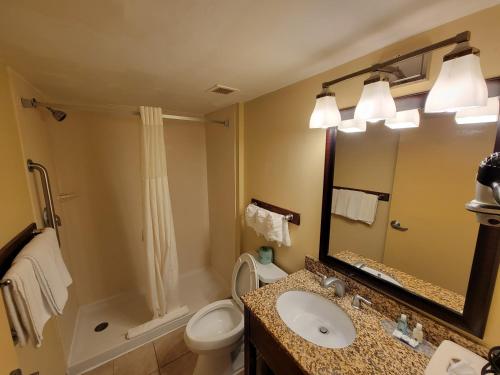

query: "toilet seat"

left=231, top=253, right=259, bottom=310
left=184, top=253, right=259, bottom=352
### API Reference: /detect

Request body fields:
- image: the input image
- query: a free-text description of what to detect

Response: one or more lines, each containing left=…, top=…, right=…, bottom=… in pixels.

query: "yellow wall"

left=0, top=65, right=32, bottom=246
left=7, top=68, right=69, bottom=375
left=329, top=125, right=399, bottom=262
left=243, top=5, right=500, bottom=346
left=0, top=62, right=29, bottom=375
left=0, top=65, right=69, bottom=375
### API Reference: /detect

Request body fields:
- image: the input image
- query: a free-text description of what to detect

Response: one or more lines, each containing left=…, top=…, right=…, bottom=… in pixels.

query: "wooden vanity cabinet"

left=244, top=307, right=306, bottom=375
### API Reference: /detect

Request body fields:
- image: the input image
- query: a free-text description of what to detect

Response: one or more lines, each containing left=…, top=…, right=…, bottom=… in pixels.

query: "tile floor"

left=83, top=326, right=197, bottom=375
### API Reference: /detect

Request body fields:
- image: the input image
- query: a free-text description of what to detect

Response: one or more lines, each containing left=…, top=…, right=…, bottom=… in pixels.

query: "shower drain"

left=94, top=322, right=109, bottom=332
left=318, top=326, right=329, bottom=334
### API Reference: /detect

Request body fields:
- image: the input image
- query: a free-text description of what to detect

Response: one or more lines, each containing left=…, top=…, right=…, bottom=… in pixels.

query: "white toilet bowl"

left=184, top=253, right=286, bottom=375
left=185, top=299, right=243, bottom=375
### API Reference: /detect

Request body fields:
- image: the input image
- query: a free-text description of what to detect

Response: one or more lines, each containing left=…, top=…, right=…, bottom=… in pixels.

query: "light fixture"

left=354, top=74, right=396, bottom=123
left=455, top=97, right=499, bottom=125
left=309, top=88, right=341, bottom=129
left=310, top=31, right=493, bottom=131
left=385, top=109, right=420, bottom=129
left=338, top=118, right=366, bottom=133
left=425, top=42, right=488, bottom=113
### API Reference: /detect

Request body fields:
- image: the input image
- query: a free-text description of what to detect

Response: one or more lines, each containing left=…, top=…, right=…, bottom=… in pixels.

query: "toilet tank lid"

left=253, top=257, right=288, bottom=283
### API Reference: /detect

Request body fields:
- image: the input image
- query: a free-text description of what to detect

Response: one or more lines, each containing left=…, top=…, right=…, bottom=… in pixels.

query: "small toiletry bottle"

left=412, top=323, right=424, bottom=344
left=396, top=314, right=408, bottom=334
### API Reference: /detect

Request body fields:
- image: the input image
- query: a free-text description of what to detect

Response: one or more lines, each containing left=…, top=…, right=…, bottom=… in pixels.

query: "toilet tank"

left=252, top=255, right=288, bottom=286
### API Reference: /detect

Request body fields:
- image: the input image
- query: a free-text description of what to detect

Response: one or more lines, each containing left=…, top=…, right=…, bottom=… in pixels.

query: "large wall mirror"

left=319, top=77, right=500, bottom=337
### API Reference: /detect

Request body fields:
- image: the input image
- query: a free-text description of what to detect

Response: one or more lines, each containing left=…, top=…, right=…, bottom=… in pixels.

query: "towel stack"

left=1, top=228, right=72, bottom=347
left=331, top=189, right=379, bottom=225
left=245, top=204, right=291, bottom=247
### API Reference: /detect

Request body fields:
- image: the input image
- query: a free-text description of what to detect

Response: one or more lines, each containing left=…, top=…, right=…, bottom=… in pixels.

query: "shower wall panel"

left=48, top=112, right=212, bottom=305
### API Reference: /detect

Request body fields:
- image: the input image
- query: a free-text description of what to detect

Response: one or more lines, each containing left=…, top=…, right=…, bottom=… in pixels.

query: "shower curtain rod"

left=20, top=97, right=229, bottom=127
left=132, top=111, right=229, bottom=127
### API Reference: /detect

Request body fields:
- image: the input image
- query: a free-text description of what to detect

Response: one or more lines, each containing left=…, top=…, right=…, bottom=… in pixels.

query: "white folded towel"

left=265, top=210, right=291, bottom=247
left=245, top=204, right=267, bottom=235
left=15, top=228, right=72, bottom=315
left=357, top=192, right=379, bottom=225
left=331, top=189, right=379, bottom=225
left=2, top=259, right=53, bottom=347
left=332, top=189, right=350, bottom=217
left=1, top=283, right=27, bottom=346
left=346, top=190, right=363, bottom=219
left=245, top=203, right=292, bottom=247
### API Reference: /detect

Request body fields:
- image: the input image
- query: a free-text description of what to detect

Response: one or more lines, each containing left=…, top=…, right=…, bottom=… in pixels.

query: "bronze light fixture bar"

left=321, top=31, right=471, bottom=89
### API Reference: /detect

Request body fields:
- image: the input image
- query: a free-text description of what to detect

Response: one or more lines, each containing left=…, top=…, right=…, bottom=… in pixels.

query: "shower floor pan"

left=67, top=267, right=228, bottom=375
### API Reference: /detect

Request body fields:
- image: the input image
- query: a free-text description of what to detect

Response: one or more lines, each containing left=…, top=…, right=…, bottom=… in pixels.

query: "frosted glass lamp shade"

left=385, top=109, right=420, bottom=129
left=339, top=119, right=366, bottom=133
left=455, top=97, right=499, bottom=124
left=425, top=53, right=488, bottom=113
left=309, top=94, right=341, bottom=128
left=354, top=80, right=396, bottom=122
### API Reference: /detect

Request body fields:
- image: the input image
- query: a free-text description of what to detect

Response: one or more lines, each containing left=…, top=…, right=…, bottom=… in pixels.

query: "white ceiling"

left=0, top=0, right=497, bottom=114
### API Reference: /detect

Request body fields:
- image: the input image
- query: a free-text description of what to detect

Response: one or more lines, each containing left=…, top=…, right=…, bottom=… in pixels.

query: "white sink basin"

left=276, top=290, right=356, bottom=349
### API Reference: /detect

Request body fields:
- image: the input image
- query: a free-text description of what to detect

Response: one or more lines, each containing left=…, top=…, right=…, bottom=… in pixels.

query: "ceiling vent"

left=207, top=84, right=239, bottom=95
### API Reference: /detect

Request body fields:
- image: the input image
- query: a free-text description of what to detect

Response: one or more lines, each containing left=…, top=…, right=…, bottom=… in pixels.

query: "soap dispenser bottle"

left=396, top=314, right=408, bottom=334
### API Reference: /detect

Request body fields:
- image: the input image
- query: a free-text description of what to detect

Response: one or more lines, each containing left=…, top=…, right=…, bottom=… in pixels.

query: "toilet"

left=184, top=253, right=287, bottom=375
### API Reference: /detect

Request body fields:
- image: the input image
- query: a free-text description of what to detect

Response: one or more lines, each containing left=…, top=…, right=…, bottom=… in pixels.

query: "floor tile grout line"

left=152, top=340, right=161, bottom=369
left=161, top=350, right=190, bottom=367
left=153, top=327, right=190, bottom=368
left=148, top=342, right=160, bottom=373
left=159, top=351, right=196, bottom=374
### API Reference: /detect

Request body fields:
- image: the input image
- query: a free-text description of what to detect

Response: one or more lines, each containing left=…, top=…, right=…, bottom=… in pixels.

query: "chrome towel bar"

left=27, top=159, right=61, bottom=243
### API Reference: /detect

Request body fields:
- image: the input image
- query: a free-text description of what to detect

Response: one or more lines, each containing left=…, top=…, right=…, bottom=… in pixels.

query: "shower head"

left=47, top=107, right=67, bottom=122
left=21, top=97, right=67, bottom=122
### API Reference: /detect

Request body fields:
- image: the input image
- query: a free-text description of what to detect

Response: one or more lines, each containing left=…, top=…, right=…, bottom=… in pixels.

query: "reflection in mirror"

left=328, top=112, right=498, bottom=313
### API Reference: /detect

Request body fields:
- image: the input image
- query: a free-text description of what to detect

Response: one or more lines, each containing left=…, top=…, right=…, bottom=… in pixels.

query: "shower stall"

left=12, top=78, right=240, bottom=374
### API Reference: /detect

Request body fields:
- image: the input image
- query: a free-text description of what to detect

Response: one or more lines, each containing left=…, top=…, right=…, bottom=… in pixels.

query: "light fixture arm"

left=321, top=31, right=471, bottom=89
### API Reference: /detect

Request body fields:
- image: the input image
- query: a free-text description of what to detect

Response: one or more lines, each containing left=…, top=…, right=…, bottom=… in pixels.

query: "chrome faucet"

left=315, top=272, right=347, bottom=297
left=351, top=294, right=372, bottom=310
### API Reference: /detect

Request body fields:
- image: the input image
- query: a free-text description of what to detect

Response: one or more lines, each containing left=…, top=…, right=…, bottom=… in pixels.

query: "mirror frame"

left=319, top=77, right=500, bottom=337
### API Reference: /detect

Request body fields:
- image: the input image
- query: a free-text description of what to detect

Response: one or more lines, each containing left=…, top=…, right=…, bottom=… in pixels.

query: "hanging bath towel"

left=332, top=188, right=379, bottom=225
left=15, top=228, right=72, bottom=315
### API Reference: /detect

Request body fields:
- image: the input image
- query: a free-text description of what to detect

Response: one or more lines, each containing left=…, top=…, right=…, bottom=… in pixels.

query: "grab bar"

left=27, top=159, right=61, bottom=243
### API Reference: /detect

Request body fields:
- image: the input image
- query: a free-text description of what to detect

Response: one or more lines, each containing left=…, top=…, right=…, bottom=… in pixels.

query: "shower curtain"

left=140, top=106, right=181, bottom=318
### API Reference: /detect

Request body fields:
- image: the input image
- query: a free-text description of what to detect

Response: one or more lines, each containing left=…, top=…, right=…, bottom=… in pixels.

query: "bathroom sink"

left=276, top=290, right=356, bottom=349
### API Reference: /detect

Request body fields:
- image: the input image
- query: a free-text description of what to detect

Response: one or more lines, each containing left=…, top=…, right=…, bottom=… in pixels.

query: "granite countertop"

left=242, top=269, right=432, bottom=375
left=334, top=250, right=465, bottom=313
